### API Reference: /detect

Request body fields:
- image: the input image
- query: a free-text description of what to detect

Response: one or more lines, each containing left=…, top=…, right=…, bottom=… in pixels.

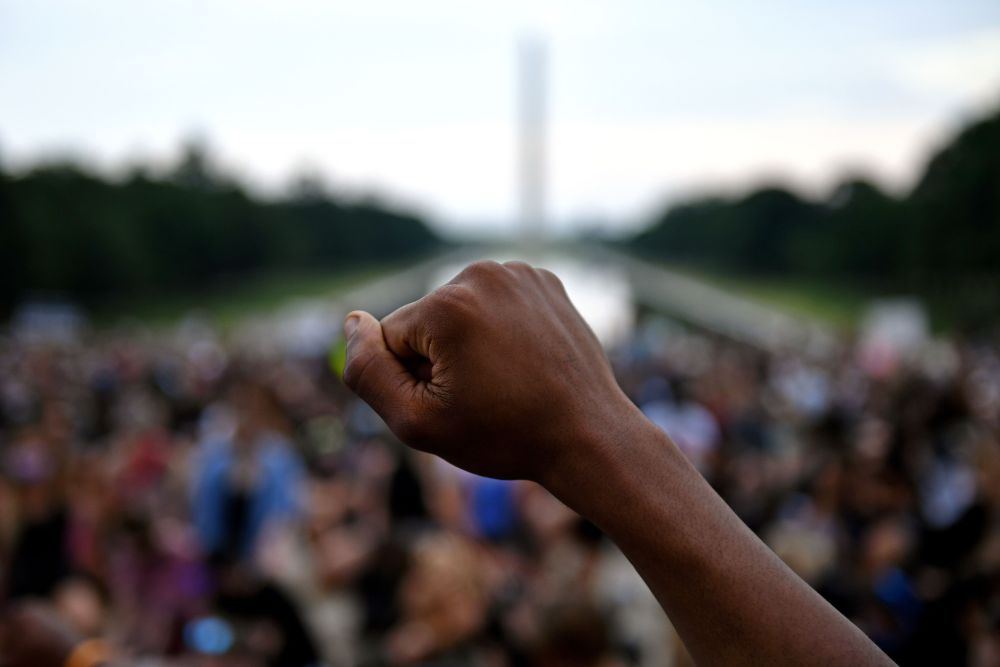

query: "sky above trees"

left=2, top=0, right=999, bottom=235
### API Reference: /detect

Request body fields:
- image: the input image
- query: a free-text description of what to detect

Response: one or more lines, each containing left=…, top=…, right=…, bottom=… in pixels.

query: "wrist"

left=542, top=395, right=671, bottom=521
left=543, top=402, right=718, bottom=581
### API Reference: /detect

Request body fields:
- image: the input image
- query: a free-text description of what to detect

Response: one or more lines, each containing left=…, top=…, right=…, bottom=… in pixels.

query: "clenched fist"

left=342, top=260, right=632, bottom=482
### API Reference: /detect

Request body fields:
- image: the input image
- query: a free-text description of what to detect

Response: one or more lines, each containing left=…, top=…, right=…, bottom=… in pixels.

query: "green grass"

left=92, top=264, right=397, bottom=330
left=659, top=263, right=871, bottom=330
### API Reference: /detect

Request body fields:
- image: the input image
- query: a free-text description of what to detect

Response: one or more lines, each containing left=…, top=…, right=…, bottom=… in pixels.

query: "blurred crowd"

left=1, top=315, right=998, bottom=666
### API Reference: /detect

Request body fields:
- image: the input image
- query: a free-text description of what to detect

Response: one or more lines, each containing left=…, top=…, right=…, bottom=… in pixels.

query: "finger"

left=381, top=280, right=475, bottom=359
left=380, top=297, right=433, bottom=361
left=342, top=310, right=419, bottom=425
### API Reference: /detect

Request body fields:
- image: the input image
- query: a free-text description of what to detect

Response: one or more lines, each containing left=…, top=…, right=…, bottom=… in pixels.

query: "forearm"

left=546, top=402, right=893, bottom=666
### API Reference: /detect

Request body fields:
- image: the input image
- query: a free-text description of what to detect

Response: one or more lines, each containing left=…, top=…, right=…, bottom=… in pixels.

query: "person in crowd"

left=193, top=375, right=305, bottom=563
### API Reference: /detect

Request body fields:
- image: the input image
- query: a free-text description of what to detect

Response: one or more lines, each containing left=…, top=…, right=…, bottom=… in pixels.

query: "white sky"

left=2, top=0, right=1000, bottom=236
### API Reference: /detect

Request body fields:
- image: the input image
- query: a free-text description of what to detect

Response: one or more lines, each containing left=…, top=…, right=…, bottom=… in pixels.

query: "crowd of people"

left=1, top=311, right=998, bottom=666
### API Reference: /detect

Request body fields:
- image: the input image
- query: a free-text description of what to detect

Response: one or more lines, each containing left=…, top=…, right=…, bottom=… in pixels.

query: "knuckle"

left=459, top=259, right=504, bottom=282
left=539, top=268, right=567, bottom=292
left=503, top=260, right=533, bottom=273
left=428, top=284, right=477, bottom=327
left=537, top=267, right=557, bottom=282
left=432, top=283, right=471, bottom=308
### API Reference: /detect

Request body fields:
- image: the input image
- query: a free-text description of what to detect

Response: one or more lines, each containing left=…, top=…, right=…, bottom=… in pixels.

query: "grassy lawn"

left=661, top=263, right=872, bottom=330
left=92, top=264, right=397, bottom=330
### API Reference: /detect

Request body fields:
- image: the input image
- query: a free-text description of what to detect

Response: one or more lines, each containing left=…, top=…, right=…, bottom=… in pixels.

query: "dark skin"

left=343, top=260, right=894, bottom=666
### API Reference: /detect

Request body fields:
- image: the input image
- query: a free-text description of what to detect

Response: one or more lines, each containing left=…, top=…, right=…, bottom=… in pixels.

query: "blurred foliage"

left=0, top=142, right=442, bottom=315
left=90, top=267, right=393, bottom=329
left=629, top=105, right=1000, bottom=328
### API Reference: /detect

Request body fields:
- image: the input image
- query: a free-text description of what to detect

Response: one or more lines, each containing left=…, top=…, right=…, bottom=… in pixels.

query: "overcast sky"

left=3, top=0, right=1000, bottom=236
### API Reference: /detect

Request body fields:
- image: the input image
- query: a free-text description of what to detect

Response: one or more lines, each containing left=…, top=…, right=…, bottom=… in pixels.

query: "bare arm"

left=342, top=260, right=893, bottom=666
left=544, top=403, right=890, bottom=665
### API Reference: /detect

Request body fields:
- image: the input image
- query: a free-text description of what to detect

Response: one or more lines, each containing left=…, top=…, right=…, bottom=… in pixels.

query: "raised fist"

left=343, top=260, right=633, bottom=482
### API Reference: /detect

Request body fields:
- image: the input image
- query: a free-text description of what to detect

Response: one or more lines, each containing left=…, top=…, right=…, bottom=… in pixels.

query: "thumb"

left=342, top=310, right=417, bottom=426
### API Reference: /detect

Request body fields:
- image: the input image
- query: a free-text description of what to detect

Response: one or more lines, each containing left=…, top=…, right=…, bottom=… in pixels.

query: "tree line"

left=0, top=143, right=442, bottom=315
left=628, top=105, right=1000, bottom=327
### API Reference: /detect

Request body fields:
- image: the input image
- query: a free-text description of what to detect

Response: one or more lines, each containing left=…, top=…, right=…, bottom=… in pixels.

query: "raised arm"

left=341, top=260, right=893, bottom=666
